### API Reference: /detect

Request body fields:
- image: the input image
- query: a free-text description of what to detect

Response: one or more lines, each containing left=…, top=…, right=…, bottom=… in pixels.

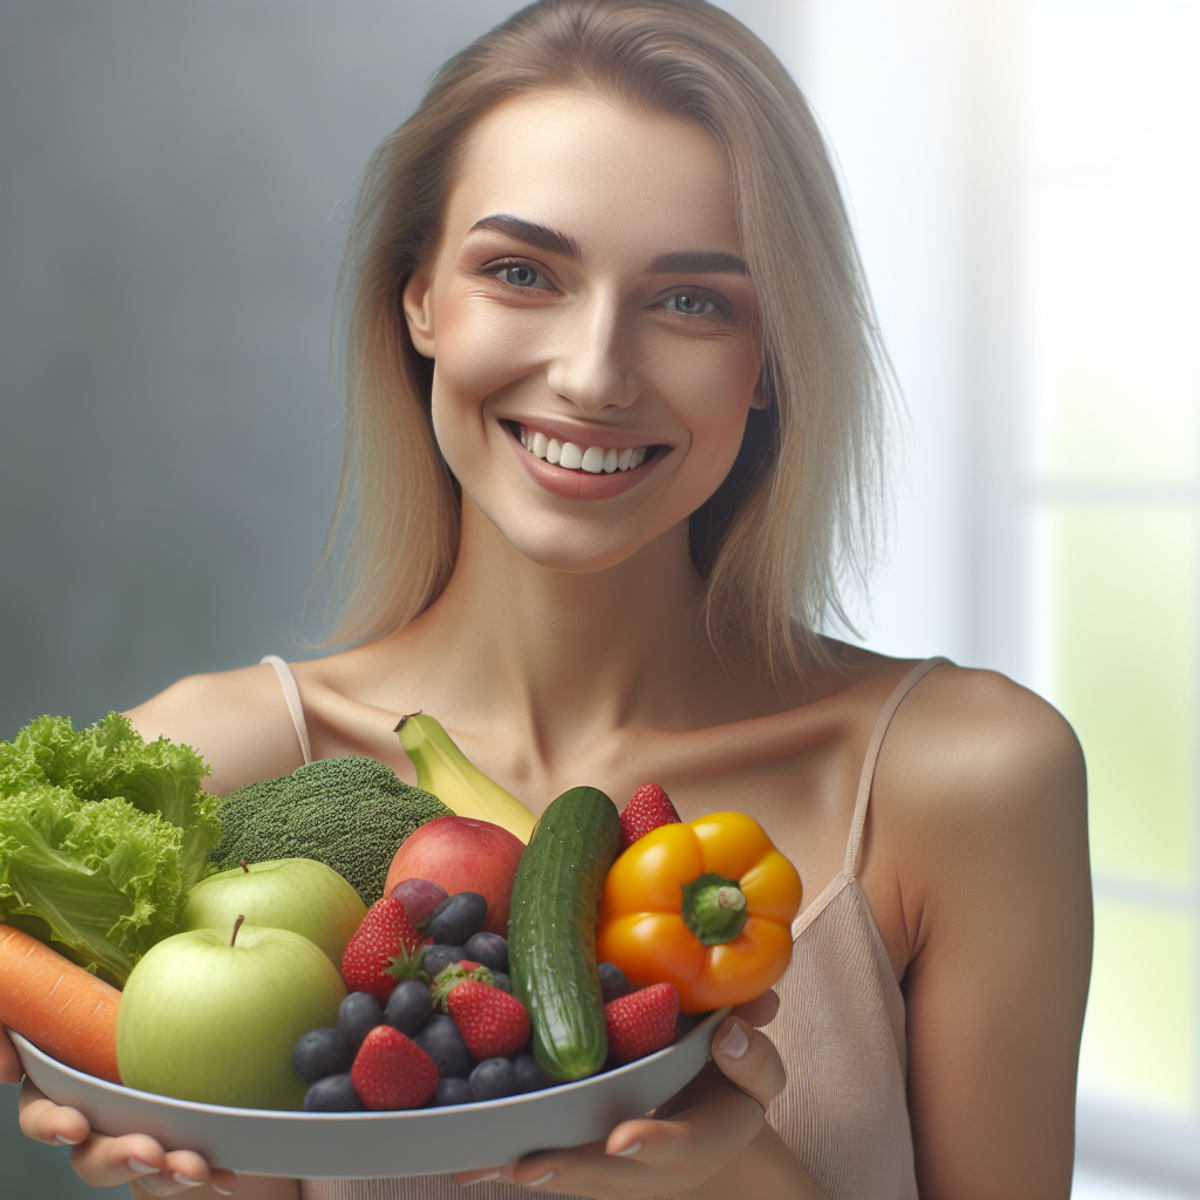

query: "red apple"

left=384, top=816, right=524, bottom=935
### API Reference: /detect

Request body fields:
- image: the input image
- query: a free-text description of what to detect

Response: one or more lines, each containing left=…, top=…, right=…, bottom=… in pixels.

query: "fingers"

left=18, top=1080, right=236, bottom=1194
left=708, top=1014, right=787, bottom=1111
left=18, top=1079, right=92, bottom=1148
left=733, top=987, right=780, bottom=1028
left=0, top=1026, right=23, bottom=1085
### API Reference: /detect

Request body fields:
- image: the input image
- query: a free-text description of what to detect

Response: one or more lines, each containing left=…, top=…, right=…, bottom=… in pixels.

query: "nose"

left=545, top=292, right=638, bottom=413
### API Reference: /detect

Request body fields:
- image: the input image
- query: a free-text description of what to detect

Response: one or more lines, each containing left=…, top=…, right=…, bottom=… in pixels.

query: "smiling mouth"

left=505, top=422, right=667, bottom=475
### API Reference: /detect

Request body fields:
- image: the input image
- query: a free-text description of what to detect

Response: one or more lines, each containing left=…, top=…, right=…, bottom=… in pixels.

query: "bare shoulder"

left=124, top=661, right=305, bottom=795
left=876, top=663, right=1086, bottom=859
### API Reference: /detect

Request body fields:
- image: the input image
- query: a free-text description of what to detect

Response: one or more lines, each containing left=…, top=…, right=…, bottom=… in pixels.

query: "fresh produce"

left=0, top=713, right=220, bottom=985
left=116, top=919, right=346, bottom=1110
left=181, top=858, right=367, bottom=967
left=384, top=816, right=523, bottom=935
left=596, top=811, right=802, bottom=1012
left=384, top=979, right=433, bottom=1035
left=0, top=923, right=122, bottom=1083
left=350, top=1024, right=439, bottom=1110
left=507, top=786, right=622, bottom=1082
left=395, top=714, right=537, bottom=842
left=389, top=877, right=448, bottom=928
left=598, top=960, right=632, bottom=1003
left=338, top=991, right=386, bottom=1051
left=469, top=1057, right=517, bottom=1102
left=414, top=1013, right=475, bottom=1080
left=340, top=897, right=423, bottom=1001
left=305, top=1073, right=364, bottom=1112
left=619, top=782, right=681, bottom=851
left=425, top=889, right=490, bottom=944
left=604, top=982, right=680, bottom=1063
left=445, top=980, right=530, bottom=1060
left=209, top=757, right=451, bottom=905
left=292, top=1028, right=353, bottom=1083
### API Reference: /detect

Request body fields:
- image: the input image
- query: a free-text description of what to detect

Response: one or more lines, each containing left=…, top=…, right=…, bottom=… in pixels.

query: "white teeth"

left=518, top=426, right=653, bottom=473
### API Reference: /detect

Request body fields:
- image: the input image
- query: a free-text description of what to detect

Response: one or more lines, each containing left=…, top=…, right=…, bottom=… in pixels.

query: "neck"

left=399, top=496, right=732, bottom=765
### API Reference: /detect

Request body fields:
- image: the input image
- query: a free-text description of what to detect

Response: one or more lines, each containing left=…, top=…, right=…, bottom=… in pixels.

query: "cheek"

left=429, top=291, right=545, bottom=417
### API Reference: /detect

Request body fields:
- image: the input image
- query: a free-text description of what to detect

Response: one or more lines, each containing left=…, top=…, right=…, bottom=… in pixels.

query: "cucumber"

left=507, top=786, right=621, bottom=1082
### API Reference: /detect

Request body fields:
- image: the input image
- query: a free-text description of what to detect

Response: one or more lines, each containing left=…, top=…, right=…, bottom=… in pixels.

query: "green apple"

left=116, top=921, right=346, bottom=1109
left=181, top=858, right=366, bottom=967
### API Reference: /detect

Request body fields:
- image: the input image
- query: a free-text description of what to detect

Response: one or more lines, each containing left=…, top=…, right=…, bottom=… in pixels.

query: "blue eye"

left=498, top=264, right=550, bottom=289
left=664, top=292, right=718, bottom=316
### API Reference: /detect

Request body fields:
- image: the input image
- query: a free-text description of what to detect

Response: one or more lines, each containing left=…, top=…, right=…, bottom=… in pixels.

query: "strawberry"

left=619, top=782, right=681, bottom=851
left=341, top=897, right=423, bottom=1001
left=350, top=1025, right=439, bottom=1110
left=446, top=979, right=531, bottom=1059
left=604, top=982, right=680, bottom=1063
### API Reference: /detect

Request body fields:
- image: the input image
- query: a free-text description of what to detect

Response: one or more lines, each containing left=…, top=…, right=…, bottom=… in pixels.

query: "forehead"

left=442, top=88, right=741, bottom=259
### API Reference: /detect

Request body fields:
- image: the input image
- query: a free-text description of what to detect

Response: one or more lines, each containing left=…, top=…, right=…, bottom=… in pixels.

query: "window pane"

left=1026, top=171, right=1200, bottom=482
left=1041, top=504, right=1194, bottom=885
left=1079, top=896, right=1194, bottom=1111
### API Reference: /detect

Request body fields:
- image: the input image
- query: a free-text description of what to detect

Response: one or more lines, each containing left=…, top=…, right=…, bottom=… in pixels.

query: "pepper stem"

left=681, top=873, right=748, bottom=945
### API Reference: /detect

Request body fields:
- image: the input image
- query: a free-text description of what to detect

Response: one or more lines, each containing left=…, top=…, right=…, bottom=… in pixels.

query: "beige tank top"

left=262, top=655, right=948, bottom=1200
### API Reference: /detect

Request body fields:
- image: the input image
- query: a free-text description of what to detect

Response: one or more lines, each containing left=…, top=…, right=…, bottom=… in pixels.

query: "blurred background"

left=1, top=0, right=1196, bottom=1195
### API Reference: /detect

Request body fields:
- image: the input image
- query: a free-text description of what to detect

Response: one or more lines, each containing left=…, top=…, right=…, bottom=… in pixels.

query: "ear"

left=749, top=361, right=771, bottom=410
left=402, top=265, right=436, bottom=358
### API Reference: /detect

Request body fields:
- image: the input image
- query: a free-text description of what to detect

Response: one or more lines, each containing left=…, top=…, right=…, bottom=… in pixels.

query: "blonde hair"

left=322, top=0, right=892, bottom=672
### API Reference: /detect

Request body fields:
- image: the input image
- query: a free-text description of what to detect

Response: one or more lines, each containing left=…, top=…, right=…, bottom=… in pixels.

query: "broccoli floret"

left=208, top=757, right=451, bottom=904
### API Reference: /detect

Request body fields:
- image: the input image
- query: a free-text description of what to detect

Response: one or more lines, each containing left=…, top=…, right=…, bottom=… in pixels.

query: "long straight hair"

left=321, top=0, right=893, bottom=674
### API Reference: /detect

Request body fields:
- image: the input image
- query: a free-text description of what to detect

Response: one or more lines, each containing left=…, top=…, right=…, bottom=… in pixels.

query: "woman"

left=4, top=1, right=1092, bottom=1197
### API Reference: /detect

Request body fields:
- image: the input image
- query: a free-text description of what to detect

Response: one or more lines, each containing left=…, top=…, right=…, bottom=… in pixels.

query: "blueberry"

left=425, top=892, right=488, bottom=944
left=464, top=932, right=508, bottom=972
left=431, top=1076, right=474, bottom=1107
left=598, top=961, right=631, bottom=1003
left=512, top=1053, right=552, bottom=1094
left=338, top=992, right=386, bottom=1051
left=414, top=1013, right=475, bottom=1078
left=385, top=979, right=433, bottom=1036
left=422, top=943, right=467, bottom=979
left=676, top=1010, right=707, bottom=1036
left=293, top=1027, right=353, bottom=1083
left=491, top=970, right=512, bottom=993
left=469, top=1057, right=518, bottom=1102
left=304, top=1073, right=365, bottom=1112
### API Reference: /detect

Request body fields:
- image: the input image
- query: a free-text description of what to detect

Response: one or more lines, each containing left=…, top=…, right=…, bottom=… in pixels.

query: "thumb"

left=710, top=1014, right=787, bottom=1110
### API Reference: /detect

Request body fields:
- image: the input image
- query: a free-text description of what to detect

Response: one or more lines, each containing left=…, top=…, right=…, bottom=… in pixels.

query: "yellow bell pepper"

left=595, top=812, right=802, bottom=1013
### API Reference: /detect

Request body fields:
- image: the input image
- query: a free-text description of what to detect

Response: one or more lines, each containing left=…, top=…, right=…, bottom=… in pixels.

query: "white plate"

left=12, top=1010, right=727, bottom=1179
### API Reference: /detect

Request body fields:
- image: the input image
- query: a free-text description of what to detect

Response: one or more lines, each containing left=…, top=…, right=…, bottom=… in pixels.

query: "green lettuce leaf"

left=0, top=714, right=221, bottom=985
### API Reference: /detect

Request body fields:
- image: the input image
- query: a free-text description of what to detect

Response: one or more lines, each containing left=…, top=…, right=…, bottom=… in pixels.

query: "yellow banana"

left=395, top=713, right=538, bottom=843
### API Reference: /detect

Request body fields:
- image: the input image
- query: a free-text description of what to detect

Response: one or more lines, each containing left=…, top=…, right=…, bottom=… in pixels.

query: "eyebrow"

left=468, top=214, right=747, bottom=276
left=469, top=215, right=581, bottom=260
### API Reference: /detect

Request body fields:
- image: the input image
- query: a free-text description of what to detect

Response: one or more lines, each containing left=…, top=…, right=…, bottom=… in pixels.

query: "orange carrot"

left=0, top=924, right=121, bottom=1084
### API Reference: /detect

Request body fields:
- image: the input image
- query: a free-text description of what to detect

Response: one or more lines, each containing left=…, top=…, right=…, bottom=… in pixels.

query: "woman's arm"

left=880, top=668, right=1092, bottom=1199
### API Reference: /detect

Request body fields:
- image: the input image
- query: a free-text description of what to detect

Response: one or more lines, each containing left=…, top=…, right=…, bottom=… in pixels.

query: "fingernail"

left=172, top=1174, right=205, bottom=1188
left=719, top=1020, right=749, bottom=1060
left=127, top=1158, right=161, bottom=1175
left=211, top=1187, right=234, bottom=1197
left=527, top=1170, right=556, bottom=1187
left=55, top=1133, right=83, bottom=1145
left=462, top=1172, right=501, bottom=1187
left=612, top=1140, right=642, bottom=1157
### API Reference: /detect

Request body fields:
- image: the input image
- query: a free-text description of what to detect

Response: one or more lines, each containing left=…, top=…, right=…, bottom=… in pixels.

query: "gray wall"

left=0, top=3, right=792, bottom=1194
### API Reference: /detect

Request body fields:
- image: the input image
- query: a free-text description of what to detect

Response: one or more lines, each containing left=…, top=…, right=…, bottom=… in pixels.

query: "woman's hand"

left=13, top=1064, right=240, bottom=1195
left=455, top=991, right=820, bottom=1199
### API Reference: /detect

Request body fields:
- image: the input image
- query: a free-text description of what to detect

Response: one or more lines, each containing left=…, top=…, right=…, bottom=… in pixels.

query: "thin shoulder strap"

left=843, top=656, right=952, bottom=877
left=260, top=655, right=313, bottom=765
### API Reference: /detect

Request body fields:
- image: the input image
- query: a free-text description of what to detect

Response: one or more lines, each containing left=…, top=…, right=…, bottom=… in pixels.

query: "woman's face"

left=403, top=88, right=764, bottom=574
